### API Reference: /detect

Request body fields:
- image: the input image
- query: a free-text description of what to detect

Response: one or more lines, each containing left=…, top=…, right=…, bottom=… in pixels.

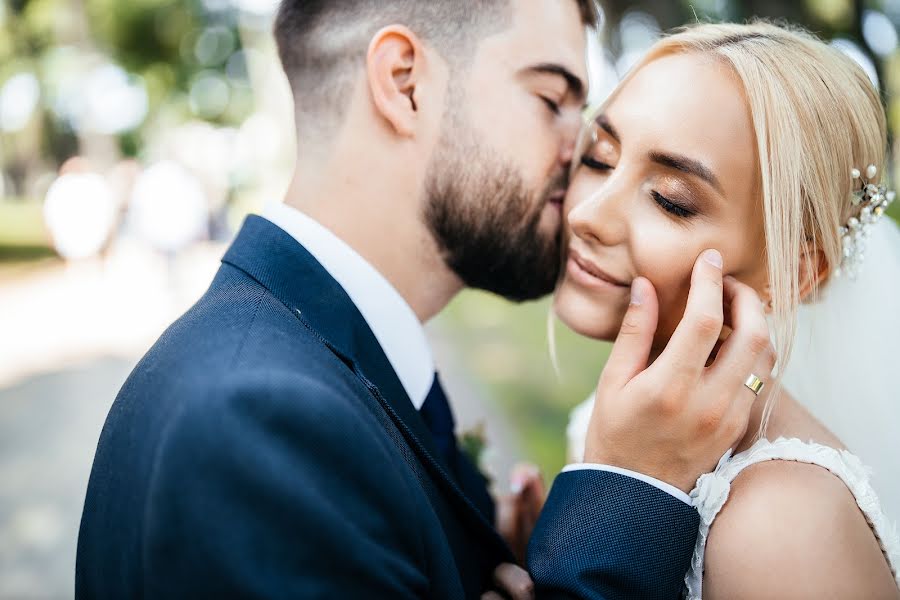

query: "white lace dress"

left=565, top=400, right=900, bottom=598
left=684, top=437, right=900, bottom=598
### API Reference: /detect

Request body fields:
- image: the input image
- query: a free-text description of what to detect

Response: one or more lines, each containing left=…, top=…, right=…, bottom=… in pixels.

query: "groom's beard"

left=423, top=122, right=564, bottom=302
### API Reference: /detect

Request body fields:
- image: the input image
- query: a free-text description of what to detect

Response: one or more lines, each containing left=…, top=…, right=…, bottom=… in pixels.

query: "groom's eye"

left=540, top=96, right=561, bottom=116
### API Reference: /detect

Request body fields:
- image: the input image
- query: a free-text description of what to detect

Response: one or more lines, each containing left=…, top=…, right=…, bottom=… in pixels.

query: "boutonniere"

left=458, top=422, right=491, bottom=483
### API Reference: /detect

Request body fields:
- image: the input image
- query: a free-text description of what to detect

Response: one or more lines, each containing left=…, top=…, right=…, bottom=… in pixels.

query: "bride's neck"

left=732, top=384, right=842, bottom=453
left=734, top=385, right=777, bottom=453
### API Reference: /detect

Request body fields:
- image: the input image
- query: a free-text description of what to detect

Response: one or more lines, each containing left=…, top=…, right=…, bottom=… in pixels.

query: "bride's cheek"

left=632, top=243, right=699, bottom=340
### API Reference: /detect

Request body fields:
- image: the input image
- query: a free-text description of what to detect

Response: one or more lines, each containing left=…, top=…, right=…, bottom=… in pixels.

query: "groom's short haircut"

left=274, top=0, right=598, bottom=136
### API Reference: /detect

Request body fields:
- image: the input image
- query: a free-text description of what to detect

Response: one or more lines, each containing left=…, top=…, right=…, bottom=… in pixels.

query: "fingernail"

left=703, top=249, right=723, bottom=269
left=630, top=278, right=645, bottom=306
left=510, top=464, right=538, bottom=494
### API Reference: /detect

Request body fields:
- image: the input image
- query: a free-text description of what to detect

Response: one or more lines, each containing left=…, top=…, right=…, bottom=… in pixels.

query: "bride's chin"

left=552, top=285, right=624, bottom=342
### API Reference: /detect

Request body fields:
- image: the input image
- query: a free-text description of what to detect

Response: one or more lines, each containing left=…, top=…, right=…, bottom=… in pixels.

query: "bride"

left=558, top=21, right=900, bottom=598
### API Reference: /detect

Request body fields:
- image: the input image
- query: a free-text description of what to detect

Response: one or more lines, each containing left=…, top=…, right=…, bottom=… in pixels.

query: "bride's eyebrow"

left=595, top=113, right=723, bottom=194
left=649, top=151, right=724, bottom=194
left=594, top=114, right=620, bottom=143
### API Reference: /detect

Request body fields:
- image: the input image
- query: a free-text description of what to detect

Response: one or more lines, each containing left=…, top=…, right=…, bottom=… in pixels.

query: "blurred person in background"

left=43, top=158, right=118, bottom=263
left=76, top=0, right=775, bottom=598
left=560, top=21, right=900, bottom=598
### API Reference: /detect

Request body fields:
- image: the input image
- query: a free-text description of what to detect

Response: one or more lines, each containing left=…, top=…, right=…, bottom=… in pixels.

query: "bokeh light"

left=0, top=72, right=40, bottom=133
left=128, top=161, right=209, bottom=253
left=863, top=10, right=899, bottom=57
left=43, top=172, right=116, bottom=260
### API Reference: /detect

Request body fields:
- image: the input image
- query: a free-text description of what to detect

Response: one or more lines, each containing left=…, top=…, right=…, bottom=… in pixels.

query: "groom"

left=77, top=1, right=775, bottom=598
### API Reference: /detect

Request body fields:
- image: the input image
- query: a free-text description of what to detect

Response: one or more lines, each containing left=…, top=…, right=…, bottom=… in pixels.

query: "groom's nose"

left=559, top=138, right=576, bottom=171
left=557, top=117, right=581, bottom=169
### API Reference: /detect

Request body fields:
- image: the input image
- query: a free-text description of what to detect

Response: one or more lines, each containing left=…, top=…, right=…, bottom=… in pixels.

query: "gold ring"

left=744, top=374, right=765, bottom=396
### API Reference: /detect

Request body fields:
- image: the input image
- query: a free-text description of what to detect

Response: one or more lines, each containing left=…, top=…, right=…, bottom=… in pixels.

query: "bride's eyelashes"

left=580, top=154, right=696, bottom=219
left=580, top=155, right=611, bottom=171
left=651, top=191, right=694, bottom=219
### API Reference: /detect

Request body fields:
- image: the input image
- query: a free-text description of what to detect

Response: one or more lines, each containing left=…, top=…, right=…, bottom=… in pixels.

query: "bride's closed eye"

left=580, top=155, right=612, bottom=171
left=579, top=153, right=697, bottom=220
left=651, top=191, right=694, bottom=219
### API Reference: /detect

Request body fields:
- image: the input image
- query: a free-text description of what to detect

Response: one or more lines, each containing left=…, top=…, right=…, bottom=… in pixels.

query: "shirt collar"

left=263, top=202, right=435, bottom=410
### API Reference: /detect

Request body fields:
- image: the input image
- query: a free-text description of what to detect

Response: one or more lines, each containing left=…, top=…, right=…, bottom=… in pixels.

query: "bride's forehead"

left=606, top=53, right=754, bottom=155
left=610, top=53, right=747, bottom=124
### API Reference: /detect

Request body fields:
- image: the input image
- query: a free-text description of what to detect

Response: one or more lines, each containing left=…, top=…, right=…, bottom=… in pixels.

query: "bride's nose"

left=567, top=184, right=628, bottom=247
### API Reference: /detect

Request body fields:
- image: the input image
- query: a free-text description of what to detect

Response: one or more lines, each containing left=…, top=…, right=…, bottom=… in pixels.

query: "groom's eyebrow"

left=527, top=63, right=587, bottom=104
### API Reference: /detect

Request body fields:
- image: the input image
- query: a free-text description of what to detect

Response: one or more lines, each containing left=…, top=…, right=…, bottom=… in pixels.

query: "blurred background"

left=0, top=0, right=897, bottom=596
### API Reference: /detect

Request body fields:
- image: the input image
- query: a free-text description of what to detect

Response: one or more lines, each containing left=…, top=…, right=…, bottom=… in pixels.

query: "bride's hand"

left=584, top=249, right=776, bottom=493
left=482, top=563, right=534, bottom=600
left=496, top=463, right=545, bottom=564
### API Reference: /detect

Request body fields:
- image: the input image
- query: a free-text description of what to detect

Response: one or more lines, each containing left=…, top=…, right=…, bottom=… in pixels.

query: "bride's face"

left=554, top=52, right=769, bottom=355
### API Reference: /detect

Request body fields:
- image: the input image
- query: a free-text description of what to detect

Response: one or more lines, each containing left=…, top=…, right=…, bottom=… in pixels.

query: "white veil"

left=781, top=217, right=900, bottom=525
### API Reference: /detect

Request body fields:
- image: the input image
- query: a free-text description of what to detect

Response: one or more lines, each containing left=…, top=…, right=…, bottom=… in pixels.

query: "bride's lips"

left=566, top=247, right=630, bottom=290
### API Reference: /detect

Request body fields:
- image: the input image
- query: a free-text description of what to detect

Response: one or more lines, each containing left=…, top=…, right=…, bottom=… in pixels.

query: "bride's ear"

left=798, top=244, right=830, bottom=304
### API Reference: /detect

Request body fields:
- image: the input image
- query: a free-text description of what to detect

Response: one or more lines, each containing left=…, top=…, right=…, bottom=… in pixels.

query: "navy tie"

left=419, top=373, right=496, bottom=524
left=419, top=373, right=458, bottom=467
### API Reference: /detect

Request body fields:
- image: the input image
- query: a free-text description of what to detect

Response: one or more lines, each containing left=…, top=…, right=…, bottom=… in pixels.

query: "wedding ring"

left=744, top=373, right=765, bottom=396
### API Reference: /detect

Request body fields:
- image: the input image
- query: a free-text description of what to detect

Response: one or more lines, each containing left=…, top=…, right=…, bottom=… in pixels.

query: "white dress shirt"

left=262, top=202, right=691, bottom=505
left=264, top=202, right=434, bottom=409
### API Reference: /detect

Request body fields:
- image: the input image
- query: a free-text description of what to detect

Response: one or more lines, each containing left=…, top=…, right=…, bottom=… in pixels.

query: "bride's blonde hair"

left=575, top=21, right=888, bottom=432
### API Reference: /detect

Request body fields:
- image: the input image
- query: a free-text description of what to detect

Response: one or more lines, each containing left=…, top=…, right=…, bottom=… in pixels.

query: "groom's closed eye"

left=522, top=63, right=588, bottom=109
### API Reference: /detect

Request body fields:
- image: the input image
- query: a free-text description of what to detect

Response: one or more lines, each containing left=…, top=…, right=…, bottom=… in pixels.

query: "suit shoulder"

left=182, top=366, right=382, bottom=445
left=703, top=459, right=898, bottom=598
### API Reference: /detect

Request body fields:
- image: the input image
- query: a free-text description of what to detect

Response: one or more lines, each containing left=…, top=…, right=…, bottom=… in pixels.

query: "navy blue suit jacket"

left=77, top=216, right=699, bottom=599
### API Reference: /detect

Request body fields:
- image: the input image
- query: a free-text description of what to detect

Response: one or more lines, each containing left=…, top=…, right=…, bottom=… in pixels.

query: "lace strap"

left=683, top=437, right=900, bottom=599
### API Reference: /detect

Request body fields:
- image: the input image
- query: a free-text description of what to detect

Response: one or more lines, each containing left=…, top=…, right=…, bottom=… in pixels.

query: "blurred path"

left=0, top=240, right=223, bottom=389
left=0, top=357, right=130, bottom=599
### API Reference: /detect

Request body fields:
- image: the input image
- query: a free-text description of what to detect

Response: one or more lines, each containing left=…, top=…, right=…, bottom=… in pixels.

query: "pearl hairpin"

left=836, top=164, right=895, bottom=278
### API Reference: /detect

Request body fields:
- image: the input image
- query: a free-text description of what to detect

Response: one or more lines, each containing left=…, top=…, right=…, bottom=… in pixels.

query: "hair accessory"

left=836, top=164, right=895, bottom=278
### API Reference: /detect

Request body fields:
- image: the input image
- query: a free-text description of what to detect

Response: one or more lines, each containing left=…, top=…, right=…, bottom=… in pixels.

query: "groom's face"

left=423, top=0, right=588, bottom=301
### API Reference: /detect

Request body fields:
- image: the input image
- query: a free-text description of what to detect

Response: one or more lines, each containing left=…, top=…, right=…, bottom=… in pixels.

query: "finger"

left=708, top=276, right=774, bottom=401
left=600, top=277, right=659, bottom=389
left=493, top=563, right=535, bottom=600
left=495, top=493, right=517, bottom=550
left=481, top=592, right=505, bottom=600
left=519, top=473, right=545, bottom=526
left=657, top=249, right=725, bottom=378
left=509, top=463, right=540, bottom=495
left=510, top=463, right=543, bottom=527
left=720, top=341, right=775, bottom=446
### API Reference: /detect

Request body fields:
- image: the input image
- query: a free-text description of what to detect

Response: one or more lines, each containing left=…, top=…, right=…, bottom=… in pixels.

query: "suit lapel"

left=222, top=216, right=514, bottom=564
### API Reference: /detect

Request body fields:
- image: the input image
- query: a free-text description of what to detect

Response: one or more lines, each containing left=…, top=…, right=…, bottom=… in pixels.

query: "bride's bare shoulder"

left=702, top=458, right=898, bottom=599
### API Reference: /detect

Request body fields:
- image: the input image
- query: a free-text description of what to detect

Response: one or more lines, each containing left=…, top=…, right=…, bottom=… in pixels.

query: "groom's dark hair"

left=274, top=0, right=598, bottom=135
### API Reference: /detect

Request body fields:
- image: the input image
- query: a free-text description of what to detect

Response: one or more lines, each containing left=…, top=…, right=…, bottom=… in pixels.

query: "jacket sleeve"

left=527, top=469, right=699, bottom=600
left=140, top=373, right=441, bottom=599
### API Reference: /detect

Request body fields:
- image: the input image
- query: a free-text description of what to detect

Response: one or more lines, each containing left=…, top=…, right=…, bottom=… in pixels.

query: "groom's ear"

left=366, top=26, right=430, bottom=138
